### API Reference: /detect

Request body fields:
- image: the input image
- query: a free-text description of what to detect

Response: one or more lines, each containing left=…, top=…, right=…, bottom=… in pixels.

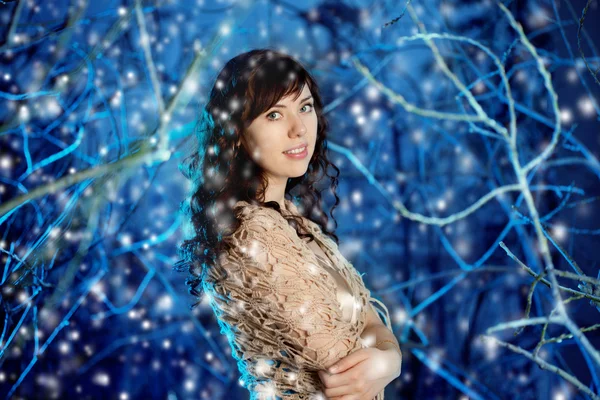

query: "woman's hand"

left=317, top=347, right=401, bottom=400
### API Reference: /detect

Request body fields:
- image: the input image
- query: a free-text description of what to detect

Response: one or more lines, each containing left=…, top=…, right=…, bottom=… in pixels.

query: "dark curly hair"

left=175, top=48, right=342, bottom=309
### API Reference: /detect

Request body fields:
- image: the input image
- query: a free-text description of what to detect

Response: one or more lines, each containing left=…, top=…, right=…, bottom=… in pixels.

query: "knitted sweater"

left=203, top=198, right=393, bottom=399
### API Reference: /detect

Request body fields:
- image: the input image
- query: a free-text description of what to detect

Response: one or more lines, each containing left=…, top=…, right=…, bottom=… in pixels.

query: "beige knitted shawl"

left=203, top=199, right=392, bottom=399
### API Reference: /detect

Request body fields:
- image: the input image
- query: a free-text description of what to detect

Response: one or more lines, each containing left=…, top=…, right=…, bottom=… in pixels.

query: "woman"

left=177, top=48, right=402, bottom=399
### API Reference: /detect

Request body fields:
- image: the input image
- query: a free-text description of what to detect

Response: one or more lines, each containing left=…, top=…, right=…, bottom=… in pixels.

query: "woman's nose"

left=290, top=115, right=307, bottom=135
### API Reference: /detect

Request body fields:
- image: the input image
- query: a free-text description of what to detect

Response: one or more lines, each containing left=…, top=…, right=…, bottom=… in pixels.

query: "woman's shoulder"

left=233, top=198, right=302, bottom=221
left=229, top=199, right=315, bottom=248
left=232, top=200, right=279, bottom=223
left=229, top=201, right=292, bottom=243
left=231, top=198, right=324, bottom=243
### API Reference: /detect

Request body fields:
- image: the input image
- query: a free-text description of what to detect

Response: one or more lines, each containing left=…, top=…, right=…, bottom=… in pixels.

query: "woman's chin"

left=287, top=168, right=309, bottom=179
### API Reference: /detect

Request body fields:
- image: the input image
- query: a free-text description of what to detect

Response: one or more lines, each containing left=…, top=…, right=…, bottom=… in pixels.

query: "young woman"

left=177, top=48, right=401, bottom=399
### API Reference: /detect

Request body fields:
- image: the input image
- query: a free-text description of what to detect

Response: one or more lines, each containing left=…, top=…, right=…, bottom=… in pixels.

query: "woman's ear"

left=237, top=133, right=247, bottom=151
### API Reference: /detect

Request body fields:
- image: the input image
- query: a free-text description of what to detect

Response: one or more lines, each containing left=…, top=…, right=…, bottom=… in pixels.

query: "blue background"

left=0, top=0, right=599, bottom=399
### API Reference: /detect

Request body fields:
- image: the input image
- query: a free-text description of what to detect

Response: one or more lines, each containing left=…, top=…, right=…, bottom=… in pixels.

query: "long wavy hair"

left=175, top=48, right=342, bottom=309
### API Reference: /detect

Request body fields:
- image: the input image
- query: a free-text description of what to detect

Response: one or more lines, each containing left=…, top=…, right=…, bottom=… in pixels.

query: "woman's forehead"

left=277, top=85, right=312, bottom=104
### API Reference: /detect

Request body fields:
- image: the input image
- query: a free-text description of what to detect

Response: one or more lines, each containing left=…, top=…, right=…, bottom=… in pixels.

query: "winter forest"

left=0, top=0, right=599, bottom=399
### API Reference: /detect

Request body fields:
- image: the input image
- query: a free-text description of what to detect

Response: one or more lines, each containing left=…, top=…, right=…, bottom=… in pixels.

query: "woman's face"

left=241, top=84, right=318, bottom=183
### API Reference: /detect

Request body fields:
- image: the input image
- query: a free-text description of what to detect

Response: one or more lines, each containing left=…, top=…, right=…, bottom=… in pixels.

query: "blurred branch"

left=577, top=0, right=600, bottom=86
left=134, top=0, right=168, bottom=152
left=481, top=336, right=600, bottom=400
left=498, top=241, right=600, bottom=305
left=2, top=0, right=24, bottom=47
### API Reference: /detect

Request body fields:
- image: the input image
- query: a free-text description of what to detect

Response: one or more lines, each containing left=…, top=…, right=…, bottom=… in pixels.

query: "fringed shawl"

left=203, top=199, right=393, bottom=399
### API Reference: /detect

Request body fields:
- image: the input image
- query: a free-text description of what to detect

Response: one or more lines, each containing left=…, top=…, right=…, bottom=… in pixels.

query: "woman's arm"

left=358, top=303, right=402, bottom=378
left=317, top=305, right=402, bottom=399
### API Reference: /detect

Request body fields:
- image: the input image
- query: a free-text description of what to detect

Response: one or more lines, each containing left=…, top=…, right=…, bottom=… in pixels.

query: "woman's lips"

left=282, top=145, right=308, bottom=159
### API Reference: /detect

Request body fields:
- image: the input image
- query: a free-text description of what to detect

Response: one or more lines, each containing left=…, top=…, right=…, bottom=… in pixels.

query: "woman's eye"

left=266, top=103, right=314, bottom=121
left=301, top=103, right=314, bottom=113
left=267, top=112, right=281, bottom=121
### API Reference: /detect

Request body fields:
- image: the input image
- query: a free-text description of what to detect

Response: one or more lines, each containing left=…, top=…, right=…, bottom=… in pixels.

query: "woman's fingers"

left=318, top=369, right=357, bottom=389
left=321, top=378, right=367, bottom=398
left=326, top=378, right=387, bottom=400
left=323, top=383, right=356, bottom=398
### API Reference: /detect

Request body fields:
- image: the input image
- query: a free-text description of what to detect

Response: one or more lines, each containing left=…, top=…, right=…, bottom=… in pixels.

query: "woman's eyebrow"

left=272, top=95, right=313, bottom=108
